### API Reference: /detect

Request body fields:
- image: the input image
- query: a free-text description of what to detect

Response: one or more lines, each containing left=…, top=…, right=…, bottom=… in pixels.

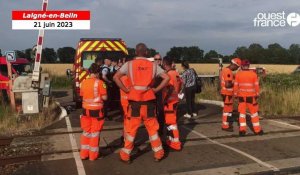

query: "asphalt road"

left=11, top=90, right=300, bottom=175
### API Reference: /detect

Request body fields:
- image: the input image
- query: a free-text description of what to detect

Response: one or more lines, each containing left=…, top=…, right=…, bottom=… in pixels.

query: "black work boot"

left=239, top=131, right=246, bottom=137
left=154, top=157, right=163, bottom=162
left=255, top=130, right=264, bottom=136
left=120, top=158, right=132, bottom=164
left=222, top=126, right=234, bottom=132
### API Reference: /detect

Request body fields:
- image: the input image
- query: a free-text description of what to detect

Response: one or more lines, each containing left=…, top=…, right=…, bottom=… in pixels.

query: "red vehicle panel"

left=0, top=57, right=30, bottom=90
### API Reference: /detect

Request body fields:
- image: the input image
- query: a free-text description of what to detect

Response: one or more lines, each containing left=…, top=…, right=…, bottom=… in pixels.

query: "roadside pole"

left=7, top=62, right=15, bottom=110
left=5, top=51, right=16, bottom=110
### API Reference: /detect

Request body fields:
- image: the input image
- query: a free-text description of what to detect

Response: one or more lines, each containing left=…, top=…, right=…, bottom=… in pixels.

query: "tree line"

left=0, top=47, right=76, bottom=63
left=167, top=43, right=300, bottom=64
left=1, top=43, right=299, bottom=64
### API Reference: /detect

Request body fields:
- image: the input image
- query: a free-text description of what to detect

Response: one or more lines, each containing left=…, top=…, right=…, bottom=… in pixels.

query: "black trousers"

left=155, top=91, right=165, bottom=136
left=185, top=86, right=196, bottom=115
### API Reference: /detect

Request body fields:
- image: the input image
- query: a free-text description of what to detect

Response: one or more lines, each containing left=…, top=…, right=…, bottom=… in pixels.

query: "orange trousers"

left=121, top=100, right=129, bottom=118
left=164, top=101, right=181, bottom=150
left=222, top=95, right=233, bottom=129
left=120, top=101, right=164, bottom=161
left=80, top=109, right=104, bottom=161
left=238, top=97, right=261, bottom=133
left=121, top=100, right=129, bottom=140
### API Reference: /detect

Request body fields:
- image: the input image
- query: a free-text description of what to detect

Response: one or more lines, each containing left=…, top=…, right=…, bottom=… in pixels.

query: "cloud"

left=0, top=0, right=300, bottom=56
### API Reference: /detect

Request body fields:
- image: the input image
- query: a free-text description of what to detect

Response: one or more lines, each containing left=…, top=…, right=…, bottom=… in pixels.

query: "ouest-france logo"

left=253, top=11, right=300, bottom=27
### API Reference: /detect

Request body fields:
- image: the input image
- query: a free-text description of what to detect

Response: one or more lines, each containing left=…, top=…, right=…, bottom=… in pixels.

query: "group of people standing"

left=78, top=43, right=263, bottom=163
left=79, top=43, right=198, bottom=162
left=220, top=58, right=264, bottom=136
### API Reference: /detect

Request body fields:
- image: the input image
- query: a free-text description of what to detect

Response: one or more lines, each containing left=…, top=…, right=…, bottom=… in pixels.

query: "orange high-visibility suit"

left=220, top=67, right=234, bottom=129
left=163, top=70, right=182, bottom=150
left=119, top=58, right=164, bottom=162
left=234, top=70, right=262, bottom=133
left=80, top=77, right=107, bottom=161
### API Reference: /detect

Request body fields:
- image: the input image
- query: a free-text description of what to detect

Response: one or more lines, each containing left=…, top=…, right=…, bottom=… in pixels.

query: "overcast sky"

left=0, top=0, right=299, bottom=56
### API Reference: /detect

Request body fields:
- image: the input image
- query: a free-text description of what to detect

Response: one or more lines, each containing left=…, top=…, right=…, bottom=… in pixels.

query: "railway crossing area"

left=2, top=90, right=300, bottom=175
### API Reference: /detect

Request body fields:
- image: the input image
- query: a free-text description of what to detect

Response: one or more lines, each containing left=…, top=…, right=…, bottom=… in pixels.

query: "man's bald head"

left=135, top=43, right=148, bottom=57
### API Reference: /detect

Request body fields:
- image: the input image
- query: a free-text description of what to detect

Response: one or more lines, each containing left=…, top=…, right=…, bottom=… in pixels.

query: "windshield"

left=0, top=65, right=8, bottom=76
left=81, top=51, right=126, bottom=69
left=0, top=64, right=31, bottom=76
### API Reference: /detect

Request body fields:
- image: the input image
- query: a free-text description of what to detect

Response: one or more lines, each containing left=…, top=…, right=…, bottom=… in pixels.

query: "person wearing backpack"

left=181, top=61, right=198, bottom=119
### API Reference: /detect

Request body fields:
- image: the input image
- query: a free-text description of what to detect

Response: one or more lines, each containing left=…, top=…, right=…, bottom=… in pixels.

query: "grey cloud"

left=0, top=0, right=300, bottom=56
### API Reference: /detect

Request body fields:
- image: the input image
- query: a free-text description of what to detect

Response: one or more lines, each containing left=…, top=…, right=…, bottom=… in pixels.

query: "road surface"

left=10, top=90, right=300, bottom=175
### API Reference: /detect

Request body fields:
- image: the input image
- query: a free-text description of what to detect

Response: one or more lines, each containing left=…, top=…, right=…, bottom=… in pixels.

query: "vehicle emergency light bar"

left=80, top=38, right=123, bottom=41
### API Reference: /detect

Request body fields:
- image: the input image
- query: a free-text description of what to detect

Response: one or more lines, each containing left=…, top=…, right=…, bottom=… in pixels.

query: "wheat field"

left=175, top=64, right=299, bottom=75
left=42, top=64, right=73, bottom=76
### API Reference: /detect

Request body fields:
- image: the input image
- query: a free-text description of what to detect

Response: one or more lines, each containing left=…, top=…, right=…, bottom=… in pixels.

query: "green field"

left=51, top=75, right=72, bottom=89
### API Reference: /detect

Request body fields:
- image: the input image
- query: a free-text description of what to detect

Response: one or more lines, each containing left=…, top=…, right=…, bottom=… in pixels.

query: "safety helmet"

left=231, top=58, right=241, bottom=67
left=241, top=59, right=250, bottom=67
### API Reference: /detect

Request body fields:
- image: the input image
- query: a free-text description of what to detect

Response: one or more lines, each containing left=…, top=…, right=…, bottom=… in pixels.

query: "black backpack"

left=192, top=69, right=202, bottom=93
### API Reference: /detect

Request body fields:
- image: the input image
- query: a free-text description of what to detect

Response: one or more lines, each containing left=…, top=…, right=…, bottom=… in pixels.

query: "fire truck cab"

left=0, top=57, right=30, bottom=91
left=72, top=38, right=128, bottom=107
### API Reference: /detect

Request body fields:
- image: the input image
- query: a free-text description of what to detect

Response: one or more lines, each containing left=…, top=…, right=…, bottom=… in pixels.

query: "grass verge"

left=51, top=75, right=72, bottom=89
left=0, top=98, right=61, bottom=137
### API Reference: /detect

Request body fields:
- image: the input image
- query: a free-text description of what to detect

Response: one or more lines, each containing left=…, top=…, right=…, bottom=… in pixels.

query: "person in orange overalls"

left=114, top=43, right=170, bottom=163
left=220, top=58, right=241, bottom=132
left=79, top=63, right=107, bottom=161
left=234, top=59, right=264, bottom=136
left=119, top=71, right=130, bottom=144
left=162, top=56, right=182, bottom=151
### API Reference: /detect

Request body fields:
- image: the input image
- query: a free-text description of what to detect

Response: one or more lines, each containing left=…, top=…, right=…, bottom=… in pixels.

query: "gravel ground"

left=0, top=161, right=38, bottom=175
left=0, top=143, right=43, bottom=158
left=0, top=142, right=44, bottom=174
